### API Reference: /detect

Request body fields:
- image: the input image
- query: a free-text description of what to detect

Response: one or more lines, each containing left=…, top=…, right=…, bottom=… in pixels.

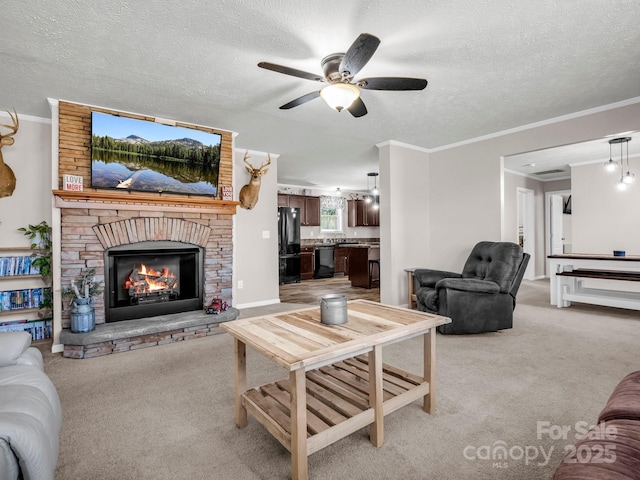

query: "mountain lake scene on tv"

left=91, top=112, right=222, bottom=196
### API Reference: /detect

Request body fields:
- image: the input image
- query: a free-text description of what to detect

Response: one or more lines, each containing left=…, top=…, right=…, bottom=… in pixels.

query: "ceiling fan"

left=258, top=33, right=428, bottom=118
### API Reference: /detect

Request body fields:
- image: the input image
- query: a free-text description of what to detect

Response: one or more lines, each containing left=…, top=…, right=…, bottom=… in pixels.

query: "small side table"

left=405, top=267, right=417, bottom=309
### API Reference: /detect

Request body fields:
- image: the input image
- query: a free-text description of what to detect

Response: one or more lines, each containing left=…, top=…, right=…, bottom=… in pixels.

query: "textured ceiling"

left=1, top=0, right=639, bottom=190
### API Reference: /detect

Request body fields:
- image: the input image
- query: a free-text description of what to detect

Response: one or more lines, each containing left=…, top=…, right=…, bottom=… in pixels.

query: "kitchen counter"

left=297, top=240, right=380, bottom=284
left=334, top=242, right=379, bottom=248
left=347, top=245, right=380, bottom=288
left=301, top=238, right=379, bottom=247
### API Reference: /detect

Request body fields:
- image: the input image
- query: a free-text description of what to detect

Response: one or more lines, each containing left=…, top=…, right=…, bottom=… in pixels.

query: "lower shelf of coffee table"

left=241, top=355, right=430, bottom=455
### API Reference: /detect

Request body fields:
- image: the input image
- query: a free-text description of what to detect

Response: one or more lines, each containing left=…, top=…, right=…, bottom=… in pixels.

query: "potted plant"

left=63, top=268, right=103, bottom=333
left=18, top=221, right=52, bottom=316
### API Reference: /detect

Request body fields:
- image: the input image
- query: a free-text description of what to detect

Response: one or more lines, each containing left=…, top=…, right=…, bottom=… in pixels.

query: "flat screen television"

left=91, top=111, right=222, bottom=197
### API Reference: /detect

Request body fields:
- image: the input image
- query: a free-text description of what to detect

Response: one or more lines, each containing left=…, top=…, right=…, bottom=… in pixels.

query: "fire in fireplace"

left=105, top=241, right=204, bottom=323
left=125, top=264, right=179, bottom=305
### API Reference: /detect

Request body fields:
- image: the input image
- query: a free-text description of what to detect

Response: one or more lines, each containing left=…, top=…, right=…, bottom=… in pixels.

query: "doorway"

left=545, top=190, right=571, bottom=259
left=517, top=188, right=535, bottom=280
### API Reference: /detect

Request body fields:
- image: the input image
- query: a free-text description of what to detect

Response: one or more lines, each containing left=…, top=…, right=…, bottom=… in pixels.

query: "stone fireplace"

left=56, top=204, right=238, bottom=358
left=53, top=100, right=239, bottom=358
left=106, top=240, right=203, bottom=323
left=58, top=209, right=232, bottom=329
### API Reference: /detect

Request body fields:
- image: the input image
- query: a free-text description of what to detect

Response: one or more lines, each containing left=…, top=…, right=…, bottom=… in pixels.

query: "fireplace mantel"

left=53, top=190, right=240, bottom=214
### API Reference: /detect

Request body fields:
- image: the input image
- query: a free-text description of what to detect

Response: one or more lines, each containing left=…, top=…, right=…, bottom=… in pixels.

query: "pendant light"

left=368, top=172, right=379, bottom=209
left=622, top=139, right=635, bottom=184
left=608, top=137, right=633, bottom=191
left=364, top=173, right=372, bottom=203
left=604, top=140, right=617, bottom=172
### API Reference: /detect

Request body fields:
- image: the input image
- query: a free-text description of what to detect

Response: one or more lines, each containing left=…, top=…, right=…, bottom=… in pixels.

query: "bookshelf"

left=0, top=246, right=52, bottom=344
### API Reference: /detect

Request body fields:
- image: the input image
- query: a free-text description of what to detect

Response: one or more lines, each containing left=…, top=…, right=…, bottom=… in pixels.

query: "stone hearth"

left=60, top=308, right=238, bottom=359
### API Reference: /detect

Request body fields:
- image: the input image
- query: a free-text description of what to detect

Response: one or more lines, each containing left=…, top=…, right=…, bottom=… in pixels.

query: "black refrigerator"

left=278, top=207, right=301, bottom=284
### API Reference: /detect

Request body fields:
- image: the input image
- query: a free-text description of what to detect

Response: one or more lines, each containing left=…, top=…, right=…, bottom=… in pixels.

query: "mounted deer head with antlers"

left=239, top=151, right=271, bottom=210
left=0, top=109, right=19, bottom=198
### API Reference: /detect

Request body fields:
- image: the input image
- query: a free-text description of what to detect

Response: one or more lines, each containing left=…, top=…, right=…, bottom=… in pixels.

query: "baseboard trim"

left=235, top=298, right=281, bottom=309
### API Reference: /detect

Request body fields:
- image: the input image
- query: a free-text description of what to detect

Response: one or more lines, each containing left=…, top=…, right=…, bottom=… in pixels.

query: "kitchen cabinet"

left=303, top=196, right=321, bottom=226
left=277, top=194, right=290, bottom=207
left=300, top=247, right=315, bottom=280
left=347, top=199, right=379, bottom=227
left=282, top=194, right=320, bottom=227
left=334, top=246, right=350, bottom=275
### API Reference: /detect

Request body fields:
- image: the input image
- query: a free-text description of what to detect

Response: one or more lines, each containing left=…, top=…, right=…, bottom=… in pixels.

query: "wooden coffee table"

left=220, top=299, right=451, bottom=480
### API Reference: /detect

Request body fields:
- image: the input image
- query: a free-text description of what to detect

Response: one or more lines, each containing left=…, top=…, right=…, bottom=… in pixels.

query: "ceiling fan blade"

left=358, top=77, right=428, bottom=91
left=348, top=97, right=367, bottom=117
left=279, top=91, right=321, bottom=109
left=258, top=62, right=325, bottom=82
left=339, top=33, right=380, bottom=78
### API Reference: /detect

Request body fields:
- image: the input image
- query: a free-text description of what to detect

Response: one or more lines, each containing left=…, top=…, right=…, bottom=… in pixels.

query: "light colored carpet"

left=44, top=280, right=639, bottom=479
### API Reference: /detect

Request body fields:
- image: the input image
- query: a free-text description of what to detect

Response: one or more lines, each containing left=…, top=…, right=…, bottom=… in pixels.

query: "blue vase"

left=70, top=297, right=95, bottom=333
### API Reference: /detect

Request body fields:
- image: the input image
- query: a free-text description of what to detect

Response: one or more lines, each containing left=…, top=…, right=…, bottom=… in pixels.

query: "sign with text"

left=221, top=186, right=233, bottom=200
left=63, top=174, right=83, bottom=191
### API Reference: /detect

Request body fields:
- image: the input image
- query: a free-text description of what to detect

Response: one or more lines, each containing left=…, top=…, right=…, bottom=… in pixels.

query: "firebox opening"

left=105, top=241, right=204, bottom=323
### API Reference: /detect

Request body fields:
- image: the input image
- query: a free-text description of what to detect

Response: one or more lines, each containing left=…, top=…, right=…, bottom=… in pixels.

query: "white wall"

left=378, top=142, right=430, bottom=306
left=233, top=149, right=280, bottom=308
left=428, top=144, right=503, bottom=271
left=572, top=162, right=640, bottom=255
left=0, top=112, right=52, bottom=247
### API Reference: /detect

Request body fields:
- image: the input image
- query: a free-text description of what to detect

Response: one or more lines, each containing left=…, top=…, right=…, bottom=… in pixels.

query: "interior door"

left=550, top=194, right=564, bottom=255
left=517, top=188, right=535, bottom=280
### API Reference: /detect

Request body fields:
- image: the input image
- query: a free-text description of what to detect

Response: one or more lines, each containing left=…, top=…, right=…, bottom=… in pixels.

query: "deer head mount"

left=0, top=109, right=18, bottom=199
left=239, top=151, right=271, bottom=210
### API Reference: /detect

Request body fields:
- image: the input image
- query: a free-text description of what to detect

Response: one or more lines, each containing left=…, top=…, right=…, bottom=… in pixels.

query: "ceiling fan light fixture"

left=320, top=83, right=360, bottom=112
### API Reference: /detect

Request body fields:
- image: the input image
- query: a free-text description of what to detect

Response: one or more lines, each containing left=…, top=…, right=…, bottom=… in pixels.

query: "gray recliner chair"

left=414, top=241, right=530, bottom=334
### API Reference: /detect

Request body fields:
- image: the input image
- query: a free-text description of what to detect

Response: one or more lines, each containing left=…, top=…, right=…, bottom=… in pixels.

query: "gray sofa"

left=414, top=241, right=529, bottom=334
left=0, top=332, right=62, bottom=480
